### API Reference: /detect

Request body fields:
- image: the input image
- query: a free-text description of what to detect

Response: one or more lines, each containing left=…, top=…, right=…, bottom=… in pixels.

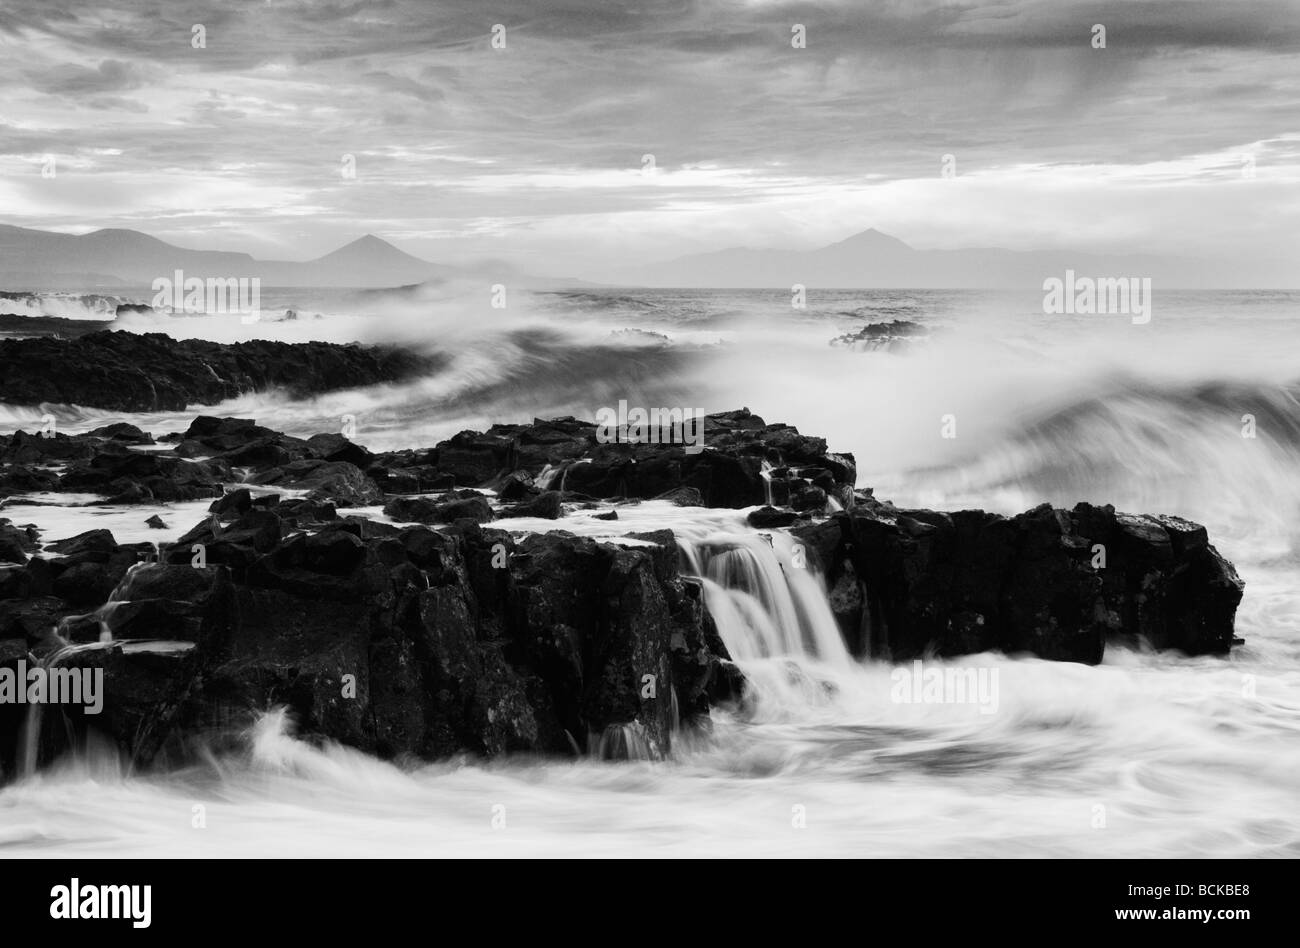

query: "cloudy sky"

left=1, top=0, right=1297, bottom=277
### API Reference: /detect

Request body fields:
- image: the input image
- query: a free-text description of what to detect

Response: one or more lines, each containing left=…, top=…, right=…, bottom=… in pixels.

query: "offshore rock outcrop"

left=829, top=319, right=930, bottom=352
left=0, top=331, right=440, bottom=411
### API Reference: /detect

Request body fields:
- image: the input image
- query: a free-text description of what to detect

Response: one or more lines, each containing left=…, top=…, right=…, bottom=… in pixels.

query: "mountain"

left=287, top=234, right=457, bottom=286
left=0, top=225, right=258, bottom=288
left=0, top=226, right=457, bottom=289
left=608, top=228, right=1294, bottom=289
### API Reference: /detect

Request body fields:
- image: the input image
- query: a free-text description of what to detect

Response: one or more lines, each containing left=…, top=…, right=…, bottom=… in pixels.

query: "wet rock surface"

left=0, top=410, right=1244, bottom=779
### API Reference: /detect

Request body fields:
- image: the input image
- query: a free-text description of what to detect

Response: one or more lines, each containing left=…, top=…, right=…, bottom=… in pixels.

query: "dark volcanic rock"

left=0, top=407, right=1249, bottom=779
left=0, top=332, right=440, bottom=412
left=747, top=506, right=800, bottom=528
left=6, top=518, right=727, bottom=772
left=654, top=486, right=704, bottom=507
left=829, top=319, right=930, bottom=352
left=45, top=529, right=118, bottom=557
left=0, top=520, right=37, bottom=564
left=251, top=460, right=383, bottom=507
left=815, top=499, right=1244, bottom=663
left=87, top=422, right=153, bottom=444
left=307, top=433, right=374, bottom=469
left=383, top=492, right=494, bottom=525
left=413, top=408, right=855, bottom=510
left=0, top=312, right=116, bottom=339
left=498, top=490, right=563, bottom=520
left=210, top=487, right=253, bottom=519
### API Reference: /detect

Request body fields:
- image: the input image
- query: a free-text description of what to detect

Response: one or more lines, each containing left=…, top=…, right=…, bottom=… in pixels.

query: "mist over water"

left=3, top=287, right=1298, bottom=857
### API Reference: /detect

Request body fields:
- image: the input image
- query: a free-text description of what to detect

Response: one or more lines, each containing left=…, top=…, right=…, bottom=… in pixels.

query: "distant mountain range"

left=0, top=225, right=568, bottom=290
left=607, top=228, right=1297, bottom=289
left=2, top=224, right=1293, bottom=291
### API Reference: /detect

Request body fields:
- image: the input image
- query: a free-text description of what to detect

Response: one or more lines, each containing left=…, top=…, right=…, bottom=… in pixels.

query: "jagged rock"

left=654, top=486, right=704, bottom=507
left=1, top=429, right=94, bottom=465
left=0, top=521, right=37, bottom=564
left=210, top=487, right=252, bottom=519
left=499, top=490, right=563, bottom=520
left=0, top=597, right=66, bottom=648
left=276, top=498, right=338, bottom=527
left=789, top=481, right=828, bottom=512
left=45, top=529, right=118, bottom=556
left=829, top=319, right=930, bottom=352
left=51, top=548, right=138, bottom=609
left=494, top=472, right=538, bottom=502
left=250, top=460, right=383, bottom=507
left=383, top=492, right=493, bottom=525
left=747, top=506, right=800, bottom=528
left=307, top=433, right=373, bottom=469
left=165, top=509, right=283, bottom=573
left=86, top=422, right=153, bottom=444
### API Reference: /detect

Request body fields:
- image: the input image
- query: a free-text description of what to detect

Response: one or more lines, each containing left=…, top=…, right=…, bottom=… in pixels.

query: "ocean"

left=1, top=285, right=1297, bottom=857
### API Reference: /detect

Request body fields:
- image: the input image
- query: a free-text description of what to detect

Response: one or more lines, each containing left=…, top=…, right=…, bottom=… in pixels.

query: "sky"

left=1, top=0, right=1298, bottom=278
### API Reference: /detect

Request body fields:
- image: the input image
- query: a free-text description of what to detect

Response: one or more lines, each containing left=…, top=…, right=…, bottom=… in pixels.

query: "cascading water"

left=18, top=640, right=115, bottom=778
left=18, top=559, right=194, bottom=777
left=536, top=457, right=592, bottom=493
left=677, top=526, right=856, bottom=715
left=53, top=559, right=153, bottom=644
left=759, top=460, right=774, bottom=507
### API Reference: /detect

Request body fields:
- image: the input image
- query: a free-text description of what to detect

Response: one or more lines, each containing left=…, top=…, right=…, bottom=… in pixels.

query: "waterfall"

left=678, top=526, right=854, bottom=715
left=18, top=560, right=191, bottom=778
left=536, top=463, right=559, bottom=490
left=536, top=458, right=591, bottom=493
left=594, top=721, right=660, bottom=761
left=593, top=670, right=680, bottom=761
left=54, top=560, right=153, bottom=644
left=680, top=530, right=849, bottom=665
left=759, top=460, right=774, bottom=507
left=17, top=639, right=115, bottom=778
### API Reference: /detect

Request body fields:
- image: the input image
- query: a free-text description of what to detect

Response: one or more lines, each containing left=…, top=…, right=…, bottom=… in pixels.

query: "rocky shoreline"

left=0, top=409, right=1244, bottom=778
left=0, top=330, right=439, bottom=411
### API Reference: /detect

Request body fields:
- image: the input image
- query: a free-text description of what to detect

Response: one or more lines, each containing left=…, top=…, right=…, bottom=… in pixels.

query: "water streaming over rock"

left=53, top=560, right=154, bottom=644
left=675, top=526, right=861, bottom=715
left=17, top=560, right=190, bottom=777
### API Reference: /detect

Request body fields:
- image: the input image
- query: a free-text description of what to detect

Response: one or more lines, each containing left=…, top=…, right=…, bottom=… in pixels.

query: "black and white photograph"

left=0, top=0, right=1295, bottom=907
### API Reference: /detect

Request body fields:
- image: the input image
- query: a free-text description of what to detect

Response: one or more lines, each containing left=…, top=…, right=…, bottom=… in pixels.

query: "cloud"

left=26, top=58, right=147, bottom=96
left=0, top=0, right=1295, bottom=273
